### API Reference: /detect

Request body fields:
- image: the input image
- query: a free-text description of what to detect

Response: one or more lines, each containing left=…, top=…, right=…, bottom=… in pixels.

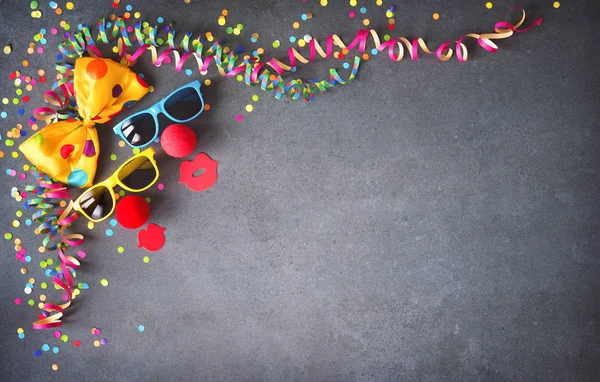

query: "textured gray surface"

left=1, top=0, right=599, bottom=381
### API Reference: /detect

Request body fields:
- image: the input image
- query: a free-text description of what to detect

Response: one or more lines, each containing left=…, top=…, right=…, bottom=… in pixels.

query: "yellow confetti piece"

left=143, top=256, right=150, bottom=263
left=320, top=0, right=328, bottom=6
left=52, top=364, right=58, bottom=371
left=100, top=278, right=109, bottom=287
left=486, top=2, right=493, bottom=9
left=66, top=1, right=74, bottom=10
left=553, top=1, right=560, bottom=8
left=293, top=22, right=300, bottom=29
left=246, top=104, right=254, bottom=112
left=3, top=45, right=11, bottom=54
left=432, top=13, right=440, bottom=20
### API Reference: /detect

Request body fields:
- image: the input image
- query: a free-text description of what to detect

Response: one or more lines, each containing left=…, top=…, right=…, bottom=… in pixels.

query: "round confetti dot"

left=320, top=0, right=328, bottom=6
left=53, top=330, right=61, bottom=338
left=350, top=0, right=357, bottom=6
left=360, top=7, right=367, bottom=14
left=158, top=183, right=165, bottom=190
left=486, top=2, right=493, bottom=9
left=100, top=278, right=109, bottom=287
left=349, top=11, right=356, bottom=18
left=60, top=334, right=68, bottom=342
left=204, top=104, right=211, bottom=111
left=74, top=340, right=81, bottom=347
left=30, top=1, right=38, bottom=10
left=293, top=22, right=300, bottom=29
left=52, top=346, right=59, bottom=354
left=52, top=364, right=58, bottom=371
left=236, top=114, right=243, bottom=122
left=252, top=94, right=259, bottom=101
left=143, top=256, right=150, bottom=263
left=433, top=13, right=440, bottom=20
left=100, top=338, right=107, bottom=345
left=34, top=350, right=41, bottom=357
left=105, top=228, right=114, bottom=237
left=117, top=246, right=124, bottom=253
left=66, top=1, right=74, bottom=10
left=94, top=340, right=100, bottom=347
left=553, top=1, right=560, bottom=8
left=246, top=104, right=254, bottom=112
left=87, top=221, right=94, bottom=230
left=15, top=298, right=21, bottom=304
left=363, top=19, right=370, bottom=26
left=42, top=344, right=49, bottom=351
left=4, top=232, right=12, bottom=240
left=110, top=219, right=117, bottom=227
left=110, top=153, right=117, bottom=161
left=272, top=40, right=280, bottom=48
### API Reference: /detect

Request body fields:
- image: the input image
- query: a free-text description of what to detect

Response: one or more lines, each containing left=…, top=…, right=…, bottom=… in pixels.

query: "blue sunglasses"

left=113, top=80, right=205, bottom=148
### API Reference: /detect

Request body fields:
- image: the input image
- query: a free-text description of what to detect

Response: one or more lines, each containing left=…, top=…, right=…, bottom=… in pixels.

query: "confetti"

left=433, top=13, right=440, bottom=20
left=100, top=278, right=109, bottom=287
left=52, top=364, right=59, bottom=371
left=553, top=1, right=560, bottom=8
left=3, top=45, right=11, bottom=54
left=143, top=256, right=150, bottom=263
left=138, top=325, right=145, bottom=332
left=486, top=2, right=493, bottom=9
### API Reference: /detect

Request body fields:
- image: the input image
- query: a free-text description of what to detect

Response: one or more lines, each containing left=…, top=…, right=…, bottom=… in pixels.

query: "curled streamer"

left=25, top=171, right=84, bottom=329
left=54, top=6, right=540, bottom=102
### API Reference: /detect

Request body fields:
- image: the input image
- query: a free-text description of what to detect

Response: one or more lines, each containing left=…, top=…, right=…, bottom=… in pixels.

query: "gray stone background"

left=0, top=0, right=599, bottom=380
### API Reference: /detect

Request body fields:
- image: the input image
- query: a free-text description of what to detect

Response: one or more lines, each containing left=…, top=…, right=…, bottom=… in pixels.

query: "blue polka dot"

left=110, top=219, right=117, bottom=227
left=25, top=256, right=31, bottom=262
left=360, top=7, right=367, bottom=14
left=138, top=325, right=145, bottom=332
left=52, top=347, right=59, bottom=354
left=18, top=333, right=24, bottom=339
left=126, top=5, right=132, bottom=11
left=106, top=228, right=114, bottom=237
left=371, top=48, right=378, bottom=55
left=1, top=112, right=7, bottom=118
left=289, top=36, right=296, bottom=43
left=185, top=69, right=192, bottom=76
left=67, top=169, right=88, bottom=187
left=301, top=14, right=307, bottom=21
left=34, top=350, right=41, bottom=357
left=40, top=28, right=46, bottom=34
left=343, top=62, right=350, bottom=69
left=25, top=219, right=32, bottom=225
left=157, top=16, right=164, bottom=23
left=42, top=344, right=49, bottom=351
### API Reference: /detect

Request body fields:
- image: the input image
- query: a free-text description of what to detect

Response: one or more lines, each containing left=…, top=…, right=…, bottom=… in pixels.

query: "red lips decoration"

left=179, top=153, right=218, bottom=192
left=137, top=223, right=166, bottom=252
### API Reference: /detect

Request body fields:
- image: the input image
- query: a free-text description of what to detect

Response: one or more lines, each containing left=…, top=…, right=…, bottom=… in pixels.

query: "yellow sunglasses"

left=73, top=148, right=159, bottom=222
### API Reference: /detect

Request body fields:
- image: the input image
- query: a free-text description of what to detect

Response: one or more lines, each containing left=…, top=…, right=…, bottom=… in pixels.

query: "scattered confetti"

left=486, top=2, right=493, bottom=9
left=433, top=13, right=440, bottom=20
left=553, top=1, right=560, bottom=8
left=100, top=278, right=109, bottom=287
left=3, top=45, right=11, bottom=54
left=143, top=256, right=150, bottom=263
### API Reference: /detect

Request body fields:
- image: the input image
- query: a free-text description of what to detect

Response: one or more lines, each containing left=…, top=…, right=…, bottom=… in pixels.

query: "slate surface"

left=1, top=0, right=599, bottom=381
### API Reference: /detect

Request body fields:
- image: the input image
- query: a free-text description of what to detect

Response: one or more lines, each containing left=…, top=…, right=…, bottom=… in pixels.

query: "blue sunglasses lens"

left=163, top=87, right=202, bottom=121
left=120, top=112, right=156, bottom=147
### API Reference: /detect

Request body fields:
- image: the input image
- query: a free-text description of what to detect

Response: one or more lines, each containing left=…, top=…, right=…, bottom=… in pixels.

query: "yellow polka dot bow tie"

left=19, top=57, right=149, bottom=188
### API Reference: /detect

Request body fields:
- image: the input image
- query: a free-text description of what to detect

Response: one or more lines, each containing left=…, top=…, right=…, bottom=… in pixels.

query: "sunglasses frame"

left=112, top=80, right=205, bottom=148
left=73, top=147, right=159, bottom=222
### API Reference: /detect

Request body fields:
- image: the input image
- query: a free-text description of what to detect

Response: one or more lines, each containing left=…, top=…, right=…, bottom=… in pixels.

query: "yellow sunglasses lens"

left=118, top=154, right=158, bottom=191
left=78, top=185, right=114, bottom=222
